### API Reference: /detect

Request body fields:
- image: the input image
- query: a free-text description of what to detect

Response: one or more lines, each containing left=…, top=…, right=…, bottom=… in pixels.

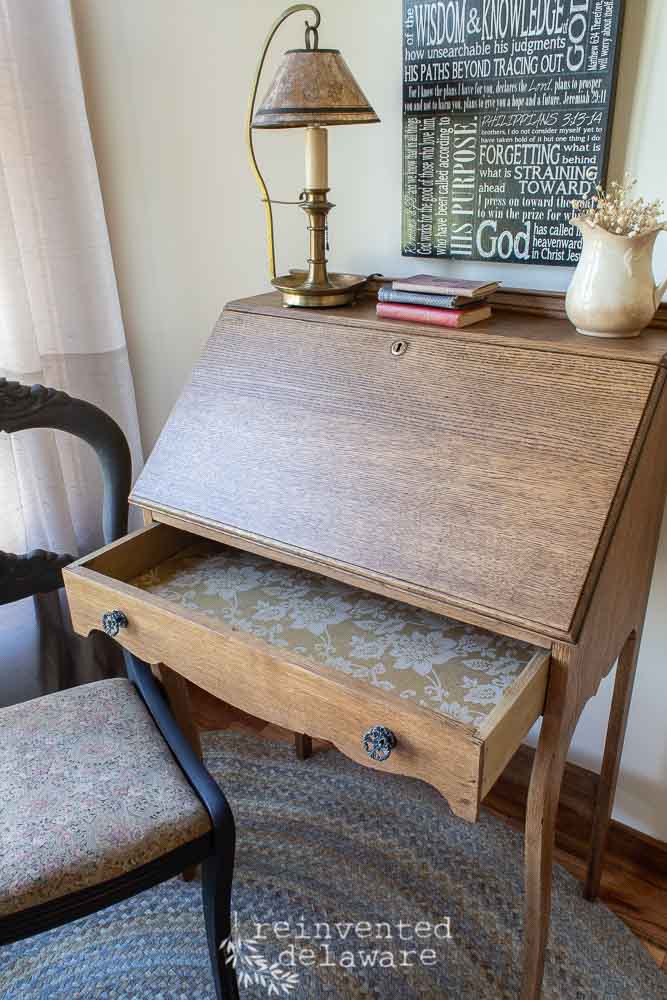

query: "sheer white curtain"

left=0, top=0, right=142, bottom=696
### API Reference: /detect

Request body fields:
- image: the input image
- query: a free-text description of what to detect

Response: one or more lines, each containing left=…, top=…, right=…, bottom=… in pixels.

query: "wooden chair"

left=0, top=379, right=239, bottom=999
left=0, top=377, right=132, bottom=603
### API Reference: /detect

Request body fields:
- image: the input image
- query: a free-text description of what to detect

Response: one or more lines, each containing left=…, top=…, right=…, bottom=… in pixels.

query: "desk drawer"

left=64, top=523, right=550, bottom=823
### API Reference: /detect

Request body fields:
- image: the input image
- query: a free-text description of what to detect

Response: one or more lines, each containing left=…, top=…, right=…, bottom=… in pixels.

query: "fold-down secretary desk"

left=64, top=292, right=667, bottom=999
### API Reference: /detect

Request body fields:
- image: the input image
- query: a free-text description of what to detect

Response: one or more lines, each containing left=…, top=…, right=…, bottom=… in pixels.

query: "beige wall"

left=73, top=0, right=667, bottom=839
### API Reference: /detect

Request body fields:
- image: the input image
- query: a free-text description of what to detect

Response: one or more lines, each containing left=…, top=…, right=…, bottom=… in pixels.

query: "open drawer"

left=64, top=522, right=550, bottom=822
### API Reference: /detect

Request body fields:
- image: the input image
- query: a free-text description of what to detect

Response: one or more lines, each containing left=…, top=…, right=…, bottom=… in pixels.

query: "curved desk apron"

left=64, top=291, right=667, bottom=1000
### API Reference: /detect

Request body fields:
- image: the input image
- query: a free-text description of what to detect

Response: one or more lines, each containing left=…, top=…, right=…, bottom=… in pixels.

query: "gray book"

left=378, top=287, right=480, bottom=309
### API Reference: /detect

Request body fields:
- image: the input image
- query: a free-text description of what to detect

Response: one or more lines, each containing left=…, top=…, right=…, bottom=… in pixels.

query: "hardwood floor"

left=189, top=684, right=667, bottom=974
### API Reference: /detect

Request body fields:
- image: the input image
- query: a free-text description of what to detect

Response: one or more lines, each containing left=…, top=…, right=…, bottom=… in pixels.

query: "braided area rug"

left=1, top=731, right=665, bottom=999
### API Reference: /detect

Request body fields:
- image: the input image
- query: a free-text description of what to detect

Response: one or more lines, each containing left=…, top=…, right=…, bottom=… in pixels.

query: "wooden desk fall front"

left=64, top=292, right=667, bottom=999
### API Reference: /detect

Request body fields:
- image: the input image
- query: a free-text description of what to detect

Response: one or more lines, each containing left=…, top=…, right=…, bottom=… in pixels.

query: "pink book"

left=376, top=301, right=492, bottom=329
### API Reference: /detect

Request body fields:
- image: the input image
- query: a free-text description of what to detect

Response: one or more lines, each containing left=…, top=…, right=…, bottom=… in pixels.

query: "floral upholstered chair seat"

left=0, top=679, right=210, bottom=917
left=133, top=542, right=541, bottom=731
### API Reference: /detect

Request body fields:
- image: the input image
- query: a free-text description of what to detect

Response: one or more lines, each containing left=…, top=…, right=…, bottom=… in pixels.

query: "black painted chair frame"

left=0, top=379, right=239, bottom=998
left=0, top=652, right=239, bottom=999
left=0, top=377, right=132, bottom=604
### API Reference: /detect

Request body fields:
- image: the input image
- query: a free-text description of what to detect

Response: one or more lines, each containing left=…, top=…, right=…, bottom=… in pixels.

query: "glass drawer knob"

left=363, top=725, right=397, bottom=762
left=102, top=610, right=128, bottom=638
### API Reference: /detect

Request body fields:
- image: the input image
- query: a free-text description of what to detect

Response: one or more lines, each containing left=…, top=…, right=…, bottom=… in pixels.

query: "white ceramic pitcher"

left=566, top=220, right=667, bottom=338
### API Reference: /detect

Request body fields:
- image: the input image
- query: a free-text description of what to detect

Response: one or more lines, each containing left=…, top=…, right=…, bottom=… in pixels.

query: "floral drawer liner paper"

left=133, top=542, right=541, bottom=729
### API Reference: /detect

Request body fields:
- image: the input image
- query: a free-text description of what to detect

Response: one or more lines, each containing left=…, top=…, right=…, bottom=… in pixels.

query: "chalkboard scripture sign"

left=402, top=0, right=625, bottom=266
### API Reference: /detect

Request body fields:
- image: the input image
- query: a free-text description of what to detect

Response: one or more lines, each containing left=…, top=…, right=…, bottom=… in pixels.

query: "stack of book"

left=376, top=275, right=499, bottom=329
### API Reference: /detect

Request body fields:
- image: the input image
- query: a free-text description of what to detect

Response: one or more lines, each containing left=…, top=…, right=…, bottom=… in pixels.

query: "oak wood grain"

left=140, top=505, right=308, bottom=760
left=159, top=663, right=202, bottom=759
left=357, top=279, right=667, bottom=333
left=517, top=381, right=667, bottom=998
left=566, top=384, right=667, bottom=712
left=63, top=522, right=549, bottom=822
left=137, top=504, right=553, bottom=647
left=569, top=369, right=666, bottom=639
left=521, top=643, right=581, bottom=1000
left=484, top=743, right=667, bottom=955
left=130, top=307, right=657, bottom=635
left=64, top=559, right=486, bottom=822
left=78, top=522, right=186, bottom=581
left=478, top=650, right=549, bottom=799
left=294, top=734, right=313, bottom=761
left=566, top=387, right=667, bottom=903
left=192, top=691, right=667, bottom=962
left=228, top=291, right=667, bottom=364
left=584, top=632, right=641, bottom=902
left=517, top=383, right=667, bottom=999
left=643, top=941, right=667, bottom=969
left=63, top=294, right=667, bottom=1000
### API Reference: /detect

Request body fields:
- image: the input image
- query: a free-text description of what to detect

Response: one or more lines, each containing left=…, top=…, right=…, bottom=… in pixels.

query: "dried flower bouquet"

left=572, top=174, right=665, bottom=237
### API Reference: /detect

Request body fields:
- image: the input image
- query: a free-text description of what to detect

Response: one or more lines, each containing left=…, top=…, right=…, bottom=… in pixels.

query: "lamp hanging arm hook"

left=304, top=21, right=319, bottom=50
left=246, top=5, right=321, bottom=282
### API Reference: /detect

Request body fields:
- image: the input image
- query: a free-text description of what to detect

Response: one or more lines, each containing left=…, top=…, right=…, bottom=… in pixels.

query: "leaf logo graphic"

left=221, top=915, right=300, bottom=996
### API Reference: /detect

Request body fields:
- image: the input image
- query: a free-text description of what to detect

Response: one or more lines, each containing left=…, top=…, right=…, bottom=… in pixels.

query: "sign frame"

left=401, top=0, right=627, bottom=267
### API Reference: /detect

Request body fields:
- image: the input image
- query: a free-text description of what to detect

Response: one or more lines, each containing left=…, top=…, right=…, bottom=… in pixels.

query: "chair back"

left=0, top=378, right=131, bottom=605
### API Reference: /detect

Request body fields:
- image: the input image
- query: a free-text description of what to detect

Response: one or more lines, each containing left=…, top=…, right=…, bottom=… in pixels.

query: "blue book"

left=378, top=287, right=480, bottom=309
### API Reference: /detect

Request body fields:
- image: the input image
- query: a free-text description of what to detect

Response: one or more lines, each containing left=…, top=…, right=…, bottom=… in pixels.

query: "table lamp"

left=247, top=4, right=379, bottom=307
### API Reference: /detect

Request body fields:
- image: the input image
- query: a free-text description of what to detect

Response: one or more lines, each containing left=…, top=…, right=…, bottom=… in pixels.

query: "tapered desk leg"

left=584, top=631, right=640, bottom=902
left=295, top=733, right=313, bottom=760
left=159, top=663, right=202, bottom=882
left=521, top=647, right=579, bottom=1000
left=159, top=664, right=203, bottom=758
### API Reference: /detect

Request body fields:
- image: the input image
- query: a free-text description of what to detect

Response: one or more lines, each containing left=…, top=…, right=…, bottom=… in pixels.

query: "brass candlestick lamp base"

left=273, top=272, right=367, bottom=308
left=272, top=189, right=366, bottom=307
left=246, top=5, right=379, bottom=310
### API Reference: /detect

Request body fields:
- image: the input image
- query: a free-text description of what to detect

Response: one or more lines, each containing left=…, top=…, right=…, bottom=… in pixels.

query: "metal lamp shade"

left=251, top=49, right=379, bottom=129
